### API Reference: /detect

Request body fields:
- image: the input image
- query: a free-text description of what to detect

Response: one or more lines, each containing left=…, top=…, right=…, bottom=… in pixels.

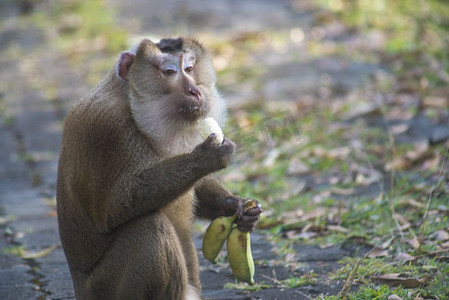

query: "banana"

left=202, top=215, right=236, bottom=264
left=226, top=227, right=255, bottom=285
left=199, top=117, right=224, bottom=145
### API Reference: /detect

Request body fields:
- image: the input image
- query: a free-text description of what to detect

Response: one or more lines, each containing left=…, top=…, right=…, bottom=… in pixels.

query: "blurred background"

left=1, top=0, right=448, bottom=299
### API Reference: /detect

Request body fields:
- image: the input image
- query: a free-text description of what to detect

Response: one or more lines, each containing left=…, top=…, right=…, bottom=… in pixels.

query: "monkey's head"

left=118, top=38, right=224, bottom=141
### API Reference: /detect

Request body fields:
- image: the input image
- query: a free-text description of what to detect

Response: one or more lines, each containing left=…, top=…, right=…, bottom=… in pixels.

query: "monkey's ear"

left=117, top=52, right=135, bottom=81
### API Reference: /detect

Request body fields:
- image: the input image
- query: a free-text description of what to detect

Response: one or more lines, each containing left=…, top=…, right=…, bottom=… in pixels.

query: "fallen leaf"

left=396, top=198, right=423, bottom=209
left=300, top=207, right=326, bottom=221
left=330, top=187, right=355, bottom=196
left=327, top=225, right=349, bottom=233
left=380, top=237, right=394, bottom=249
left=406, top=236, right=420, bottom=249
left=385, top=157, right=411, bottom=171
left=285, top=230, right=318, bottom=240
left=371, top=273, right=426, bottom=288
left=310, top=146, right=351, bottom=159
left=342, top=103, right=382, bottom=121
left=390, top=123, right=410, bottom=135
left=368, top=248, right=389, bottom=258
left=393, top=213, right=410, bottom=230
left=440, top=241, right=449, bottom=249
left=385, top=143, right=432, bottom=171
left=355, top=171, right=382, bottom=186
left=22, top=244, right=58, bottom=260
left=395, top=252, right=416, bottom=262
left=423, top=96, right=448, bottom=108
left=405, top=143, right=430, bottom=161
left=287, top=158, right=310, bottom=175
left=388, top=295, right=403, bottom=300
left=302, top=223, right=325, bottom=234
left=262, top=149, right=281, bottom=167
left=435, top=230, right=449, bottom=241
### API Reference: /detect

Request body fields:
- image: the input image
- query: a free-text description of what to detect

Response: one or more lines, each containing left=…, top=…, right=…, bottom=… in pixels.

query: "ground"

left=1, top=0, right=448, bottom=299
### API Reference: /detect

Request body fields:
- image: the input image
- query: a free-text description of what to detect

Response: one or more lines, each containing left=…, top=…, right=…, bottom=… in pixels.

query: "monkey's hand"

left=219, top=196, right=262, bottom=232
left=194, top=133, right=235, bottom=171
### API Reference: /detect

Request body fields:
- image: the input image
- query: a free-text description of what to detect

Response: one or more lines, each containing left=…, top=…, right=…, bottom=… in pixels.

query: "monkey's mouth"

left=178, top=97, right=208, bottom=121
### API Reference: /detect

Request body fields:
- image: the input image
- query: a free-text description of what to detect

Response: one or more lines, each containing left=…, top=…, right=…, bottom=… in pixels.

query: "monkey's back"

left=56, top=72, right=195, bottom=273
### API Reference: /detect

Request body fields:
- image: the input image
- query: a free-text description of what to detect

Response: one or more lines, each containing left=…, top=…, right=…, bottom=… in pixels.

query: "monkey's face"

left=127, top=39, right=216, bottom=125
left=156, top=51, right=207, bottom=121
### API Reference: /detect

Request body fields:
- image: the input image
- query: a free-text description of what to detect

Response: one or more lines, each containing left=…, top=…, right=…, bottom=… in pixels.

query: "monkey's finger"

left=205, top=133, right=219, bottom=145
left=236, top=223, right=257, bottom=232
left=234, top=199, right=244, bottom=219
left=220, top=137, right=235, bottom=147
left=244, top=207, right=263, bottom=217
left=234, top=214, right=260, bottom=225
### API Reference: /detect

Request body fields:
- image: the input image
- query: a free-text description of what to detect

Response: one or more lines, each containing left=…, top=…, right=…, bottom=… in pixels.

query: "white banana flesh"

left=199, top=117, right=224, bottom=145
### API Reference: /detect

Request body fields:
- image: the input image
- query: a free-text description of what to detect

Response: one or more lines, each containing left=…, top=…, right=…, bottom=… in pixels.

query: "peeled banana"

left=202, top=215, right=236, bottom=264
left=199, top=117, right=224, bottom=145
left=226, top=227, right=255, bottom=285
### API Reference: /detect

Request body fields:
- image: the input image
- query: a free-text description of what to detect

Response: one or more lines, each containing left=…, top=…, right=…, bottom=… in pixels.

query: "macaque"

left=56, top=37, right=262, bottom=300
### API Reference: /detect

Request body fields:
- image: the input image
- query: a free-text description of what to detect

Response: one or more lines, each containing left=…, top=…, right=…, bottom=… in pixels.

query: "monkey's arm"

left=90, top=135, right=234, bottom=234
left=194, top=176, right=262, bottom=232
left=194, top=175, right=233, bottom=220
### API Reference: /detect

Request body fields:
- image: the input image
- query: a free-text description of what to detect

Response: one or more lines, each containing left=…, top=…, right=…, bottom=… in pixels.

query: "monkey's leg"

left=184, top=236, right=201, bottom=291
left=76, top=213, right=196, bottom=300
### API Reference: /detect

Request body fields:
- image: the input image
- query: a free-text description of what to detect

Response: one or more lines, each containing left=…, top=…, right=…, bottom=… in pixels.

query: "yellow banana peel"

left=202, top=215, right=235, bottom=264
left=226, top=227, right=255, bottom=285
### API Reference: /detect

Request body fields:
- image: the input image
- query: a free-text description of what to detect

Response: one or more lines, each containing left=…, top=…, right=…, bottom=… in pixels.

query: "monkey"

left=56, top=37, right=263, bottom=300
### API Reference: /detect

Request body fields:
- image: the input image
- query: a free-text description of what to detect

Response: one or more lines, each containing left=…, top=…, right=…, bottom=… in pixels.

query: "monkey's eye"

left=184, top=66, right=194, bottom=73
left=163, top=68, right=177, bottom=77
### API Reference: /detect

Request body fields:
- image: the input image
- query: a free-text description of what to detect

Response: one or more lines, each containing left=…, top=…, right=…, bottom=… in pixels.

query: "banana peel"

left=226, top=227, right=255, bottom=285
left=202, top=215, right=235, bottom=264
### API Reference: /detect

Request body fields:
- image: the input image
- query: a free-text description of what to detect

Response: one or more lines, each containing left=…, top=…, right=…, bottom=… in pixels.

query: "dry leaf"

left=285, top=230, right=318, bottom=240
left=330, top=187, right=355, bottom=196
left=263, top=149, right=281, bottom=167
left=287, top=158, right=310, bottom=175
left=388, top=295, right=402, bottom=300
left=440, top=241, right=449, bottom=249
left=22, top=244, right=58, bottom=260
left=385, top=158, right=411, bottom=171
left=393, top=213, right=410, bottom=230
left=368, top=248, right=389, bottom=258
left=435, top=230, right=449, bottom=241
left=406, top=236, right=420, bottom=249
left=423, top=96, right=448, bottom=108
left=397, top=198, right=423, bottom=209
left=405, top=143, right=430, bottom=161
left=395, top=252, right=416, bottom=262
left=301, top=207, right=326, bottom=221
left=371, top=273, right=426, bottom=288
left=326, top=147, right=351, bottom=159
left=310, top=146, right=351, bottom=159
left=327, top=225, right=349, bottom=233
left=380, top=237, right=393, bottom=249
left=342, top=103, right=382, bottom=121
left=390, top=123, right=409, bottom=135
left=385, top=143, right=431, bottom=171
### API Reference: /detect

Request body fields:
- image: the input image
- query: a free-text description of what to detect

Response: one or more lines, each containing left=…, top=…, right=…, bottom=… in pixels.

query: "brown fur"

left=56, top=38, right=261, bottom=300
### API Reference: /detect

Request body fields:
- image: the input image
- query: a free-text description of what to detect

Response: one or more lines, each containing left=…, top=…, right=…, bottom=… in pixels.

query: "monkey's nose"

left=188, top=86, right=201, bottom=98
